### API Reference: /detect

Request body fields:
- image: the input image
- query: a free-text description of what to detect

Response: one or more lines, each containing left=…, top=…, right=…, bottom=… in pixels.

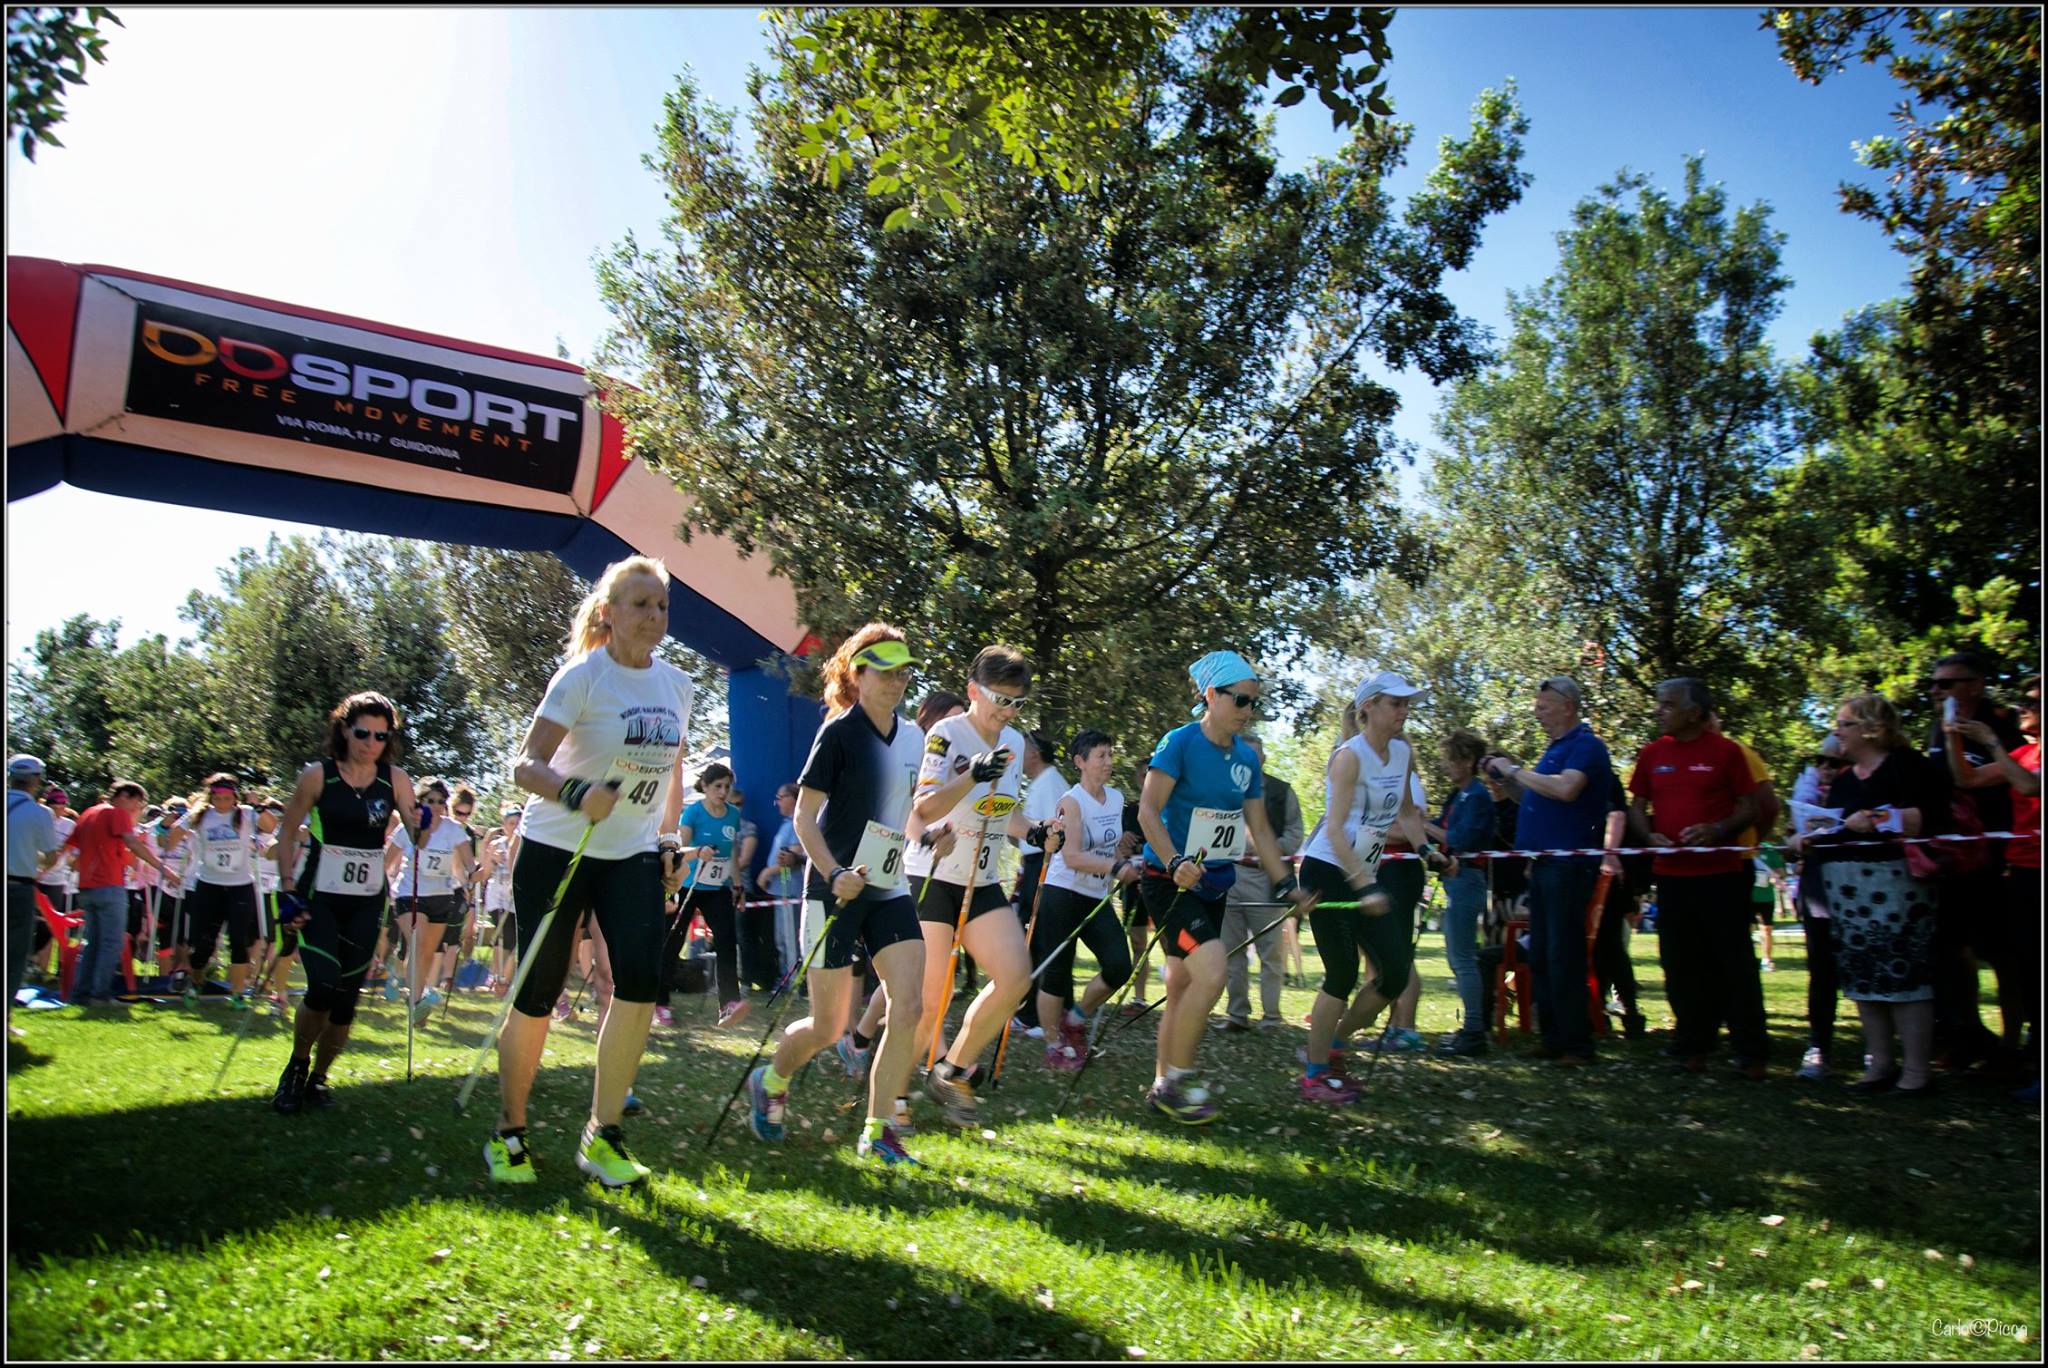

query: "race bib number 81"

left=855, top=822, right=907, bottom=892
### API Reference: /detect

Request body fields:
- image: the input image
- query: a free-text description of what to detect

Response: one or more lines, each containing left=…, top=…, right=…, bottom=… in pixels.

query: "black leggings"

left=1591, top=875, right=1640, bottom=1014
left=682, top=885, right=740, bottom=1006
left=1802, top=911, right=1840, bottom=1059
left=184, top=880, right=260, bottom=970
left=1302, top=856, right=1413, bottom=1000
left=1031, top=884, right=1133, bottom=1004
left=510, top=840, right=664, bottom=1017
left=298, top=892, right=386, bottom=1026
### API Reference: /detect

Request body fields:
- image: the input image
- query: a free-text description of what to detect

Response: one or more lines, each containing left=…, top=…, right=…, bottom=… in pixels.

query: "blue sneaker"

left=747, top=1066, right=786, bottom=1142
left=1389, top=1026, right=1426, bottom=1053
left=412, top=988, right=443, bottom=1024
left=383, top=975, right=402, bottom=1003
left=857, top=1124, right=921, bottom=1166
left=834, top=1034, right=872, bottom=1081
left=621, top=1091, right=645, bottom=1117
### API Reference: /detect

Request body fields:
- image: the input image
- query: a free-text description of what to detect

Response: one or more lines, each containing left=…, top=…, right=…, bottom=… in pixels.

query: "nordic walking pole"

left=926, top=781, right=998, bottom=1071
left=698, top=906, right=840, bottom=1153
left=210, top=886, right=288, bottom=1093
left=990, top=837, right=1061, bottom=1090
left=404, top=811, right=428, bottom=1081
left=631, top=877, right=704, bottom=1019
left=453, top=820, right=597, bottom=1117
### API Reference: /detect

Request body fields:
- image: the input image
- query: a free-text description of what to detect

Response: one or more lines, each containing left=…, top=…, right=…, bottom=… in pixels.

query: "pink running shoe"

left=1043, top=1042, right=1084, bottom=1072
left=1299, top=1071, right=1359, bottom=1105
left=654, top=1005, right=675, bottom=1028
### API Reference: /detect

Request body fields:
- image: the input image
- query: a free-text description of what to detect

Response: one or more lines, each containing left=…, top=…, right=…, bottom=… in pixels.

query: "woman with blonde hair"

left=481, top=556, right=693, bottom=1187
left=744, top=624, right=936, bottom=1165
left=1789, top=692, right=1952, bottom=1098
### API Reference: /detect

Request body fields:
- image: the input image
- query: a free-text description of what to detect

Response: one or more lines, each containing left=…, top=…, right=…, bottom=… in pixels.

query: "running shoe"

left=834, top=1034, right=872, bottom=1081
left=227, top=992, right=251, bottom=1013
left=717, top=998, right=752, bottom=1029
left=384, top=975, right=403, bottom=1003
left=267, top=992, right=289, bottom=1019
left=622, top=1091, right=645, bottom=1117
left=1437, top=1030, right=1489, bottom=1058
left=1061, top=1015, right=1090, bottom=1058
left=1299, top=1070, right=1359, bottom=1104
left=857, top=1125, right=922, bottom=1167
left=271, top=1056, right=309, bottom=1114
left=1043, top=1042, right=1084, bottom=1072
left=1796, top=1046, right=1827, bottom=1082
left=553, top=994, right=573, bottom=1022
left=306, top=1075, right=336, bottom=1110
left=413, top=988, right=443, bottom=1024
left=1146, top=1077, right=1218, bottom=1125
left=484, top=1129, right=537, bottom=1185
left=577, top=1124, right=651, bottom=1189
left=1760, top=958, right=1775, bottom=973
left=747, top=1065, right=787, bottom=1142
left=891, top=1098, right=918, bottom=1138
left=1388, top=1026, right=1426, bottom=1052
left=182, top=986, right=201, bottom=1009
left=923, top=1065, right=979, bottom=1128
left=653, top=1005, right=675, bottom=1029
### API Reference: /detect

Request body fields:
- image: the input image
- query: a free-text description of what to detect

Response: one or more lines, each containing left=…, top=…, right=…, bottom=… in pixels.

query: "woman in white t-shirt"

left=476, top=803, right=522, bottom=993
left=903, top=644, right=1063, bottom=1130
left=482, top=556, right=691, bottom=1191
left=1032, top=729, right=1140, bottom=1070
left=386, top=777, right=475, bottom=1023
left=177, top=773, right=265, bottom=1010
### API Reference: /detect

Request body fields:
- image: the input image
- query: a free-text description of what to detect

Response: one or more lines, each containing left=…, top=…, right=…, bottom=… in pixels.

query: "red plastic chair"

left=1492, top=917, right=1533, bottom=1041
left=35, top=890, right=83, bottom=1000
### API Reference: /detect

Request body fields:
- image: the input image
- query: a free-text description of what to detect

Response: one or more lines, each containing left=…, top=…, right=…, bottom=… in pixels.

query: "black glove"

left=1025, top=821, right=1053, bottom=849
left=969, top=747, right=1013, bottom=782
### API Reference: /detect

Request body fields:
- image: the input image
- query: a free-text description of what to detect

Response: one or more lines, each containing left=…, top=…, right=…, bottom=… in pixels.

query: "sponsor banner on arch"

left=124, top=299, right=583, bottom=493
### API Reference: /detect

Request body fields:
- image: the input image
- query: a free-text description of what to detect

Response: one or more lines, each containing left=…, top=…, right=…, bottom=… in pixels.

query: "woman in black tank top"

left=267, top=692, right=425, bottom=1115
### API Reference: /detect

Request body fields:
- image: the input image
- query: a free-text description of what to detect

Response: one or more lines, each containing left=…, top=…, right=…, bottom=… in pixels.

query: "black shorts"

left=916, top=878, right=1013, bottom=928
left=401, top=893, right=463, bottom=925
left=509, top=839, right=665, bottom=1014
left=1137, top=872, right=1223, bottom=960
left=810, top=891, right=922, bottom=972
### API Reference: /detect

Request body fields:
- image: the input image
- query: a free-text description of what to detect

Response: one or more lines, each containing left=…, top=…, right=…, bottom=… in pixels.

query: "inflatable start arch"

left=5, top=255, right=823, bottom=842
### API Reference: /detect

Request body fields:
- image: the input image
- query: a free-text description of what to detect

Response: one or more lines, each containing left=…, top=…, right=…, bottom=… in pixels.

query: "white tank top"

left=1301, top=734, right=1410, bottom=877
left=257, top=833, right=281, bottom=894
left=394, top=819, right=465, bottom=898
left=485, top=832, right=515, bottom=910
left=1045, top=783, right=1124, bottom=899
left=187, top=805, right=258, bottom=887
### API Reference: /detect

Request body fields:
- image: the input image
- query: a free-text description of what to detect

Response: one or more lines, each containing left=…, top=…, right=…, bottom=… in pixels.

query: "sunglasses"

left=1215, top=689, right=1261, bottom=710
left=1929, top=678, right=1979, bottom=690
left=351, top=726, right=391, bottom=741
left=981, top=690, right=1030, bottom=712
left=454, top=807, right=474, bottom=819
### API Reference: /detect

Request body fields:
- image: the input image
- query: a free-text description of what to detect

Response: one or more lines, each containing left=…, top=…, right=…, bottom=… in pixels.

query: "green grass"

left=8, top=924, right=2040, bottom=1360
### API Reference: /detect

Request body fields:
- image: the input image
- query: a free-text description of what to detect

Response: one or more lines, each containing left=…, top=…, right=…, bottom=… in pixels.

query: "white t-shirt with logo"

left=391, top=818, right=467, bottom=898
left=1018, top=765, right=1067, bottom=857
left=182, top=804, right=259, bottom=887
left=520, top=649, right=694, bottom=862
left=904, top=714, right=1025, bottom=888
left=1301, top=734, right=1411, bottom=879
left=1045, top=783, right=1125, bottom=899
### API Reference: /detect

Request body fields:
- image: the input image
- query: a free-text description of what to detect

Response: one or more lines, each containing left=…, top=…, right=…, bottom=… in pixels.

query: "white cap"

left=1355, top=671, right=1427, bottom=708
left=8, top=754, right=45, bottom=779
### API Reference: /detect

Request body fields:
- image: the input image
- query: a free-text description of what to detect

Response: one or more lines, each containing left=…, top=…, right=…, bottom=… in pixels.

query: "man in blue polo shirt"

left=1484, top=676, right=1616, bottom=1065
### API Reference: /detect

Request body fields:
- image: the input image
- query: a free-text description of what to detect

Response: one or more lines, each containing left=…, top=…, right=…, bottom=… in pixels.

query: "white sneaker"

left=1796, top=1046, right=1826, bottom=1081
left=1760, top=959, right=1776, bottom=973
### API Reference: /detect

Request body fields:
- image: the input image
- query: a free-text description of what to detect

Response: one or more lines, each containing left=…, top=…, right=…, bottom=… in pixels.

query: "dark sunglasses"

left=1929, top=678, right=1979, bottom=690
left=351, top=726, right=391, bottom=741
left=1215, top=689, right=1261, bottom=710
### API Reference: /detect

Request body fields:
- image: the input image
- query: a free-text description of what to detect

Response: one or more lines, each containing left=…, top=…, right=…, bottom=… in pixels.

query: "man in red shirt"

left=1950, top=672, right=2041, bottom=1087
left=1629, top=678, right=1766, bottom=1078
left=64, top=780, right=170, bottom=1005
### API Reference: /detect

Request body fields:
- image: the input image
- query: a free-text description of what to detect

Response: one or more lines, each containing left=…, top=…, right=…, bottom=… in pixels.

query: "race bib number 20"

left=1189, top=806, right=1247, bottom=863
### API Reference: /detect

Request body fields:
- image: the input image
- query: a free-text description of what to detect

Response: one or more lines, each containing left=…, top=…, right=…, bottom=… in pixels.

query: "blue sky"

left=6, top=6, right=1909, bottom=667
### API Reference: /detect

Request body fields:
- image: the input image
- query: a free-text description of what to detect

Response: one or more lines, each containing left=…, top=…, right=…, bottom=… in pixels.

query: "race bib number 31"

left=1189, top=806, right=1246, bottom=863
left=695, top=856, right=731, bottom=886
left=315, top=844, right=386, bottom=896
left=855, top=822, right=908, bottom=892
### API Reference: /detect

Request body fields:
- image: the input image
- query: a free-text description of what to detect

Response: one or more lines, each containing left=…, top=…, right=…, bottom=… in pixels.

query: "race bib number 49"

left=1189, top=806, right=1247, bottom=863
left=602, top=757, right=668, bottom=817
left=314, top=844, right=386, bottom=896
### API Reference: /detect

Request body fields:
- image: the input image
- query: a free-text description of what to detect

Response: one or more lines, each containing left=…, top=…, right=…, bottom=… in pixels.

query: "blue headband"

left=1188, top=651, right=1259, bottom=715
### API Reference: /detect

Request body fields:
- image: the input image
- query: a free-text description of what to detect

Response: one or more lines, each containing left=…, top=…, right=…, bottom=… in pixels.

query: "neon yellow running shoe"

left=576, top=1124, right=650, bottom=1189
left=483, top=1129, right=537, bottom=1185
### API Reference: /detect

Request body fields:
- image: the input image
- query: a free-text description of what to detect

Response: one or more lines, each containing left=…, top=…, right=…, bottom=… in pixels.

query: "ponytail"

left=566, top=555, right=671, bottom=659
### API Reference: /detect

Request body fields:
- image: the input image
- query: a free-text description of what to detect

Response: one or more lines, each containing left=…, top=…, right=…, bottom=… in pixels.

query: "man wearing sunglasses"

left=1924, top=651, right=2027, bottom=1070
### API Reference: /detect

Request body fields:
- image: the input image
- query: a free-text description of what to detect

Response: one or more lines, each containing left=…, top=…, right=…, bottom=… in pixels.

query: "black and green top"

left=298, top=759, right=396, bottom=899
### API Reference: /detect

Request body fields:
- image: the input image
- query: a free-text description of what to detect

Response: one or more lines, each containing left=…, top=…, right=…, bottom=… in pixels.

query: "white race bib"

left=695, top=855, right=731, bottom=886
left=210, top=844, right=250, bottom=878
left=314, top=844, right=386, bottom=896
left=855, top=821, right=908, bottom=892
left=1189, top=806, right=1247, bottom=863
left=420, top=848, right=451, bottom=880
left=603, top=757, right=668, bottom=818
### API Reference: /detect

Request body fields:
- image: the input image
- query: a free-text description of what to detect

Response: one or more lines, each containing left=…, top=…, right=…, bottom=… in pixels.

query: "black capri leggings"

left=184, top=879, right=261, bottom=969
left=680, top=884, right=740, bottom=1007
left=298, top=891, right=386, bottom=1026
left=1302, top=855, right=1414, bottom=1001
left=1031, top=884, right=1133, bottom=1003
left=510, top=839, right=664, bottom=1018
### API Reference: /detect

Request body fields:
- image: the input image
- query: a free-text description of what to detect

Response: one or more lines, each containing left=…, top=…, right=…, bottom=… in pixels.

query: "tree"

left=771, top=8, right=1395, bottom=229
left=597, top=42, right=1528, bottom=749
left=180, top=534, right=488, bottom=787
left=1755, top=7, right=2040, bottom=703
left=100, top=632, right=239, bottom=802
left=1431, top=157, right=1802, bottom=756
left=5, top=6, right=122, bottom=162
left=6, top=615, right=120, bottom=797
